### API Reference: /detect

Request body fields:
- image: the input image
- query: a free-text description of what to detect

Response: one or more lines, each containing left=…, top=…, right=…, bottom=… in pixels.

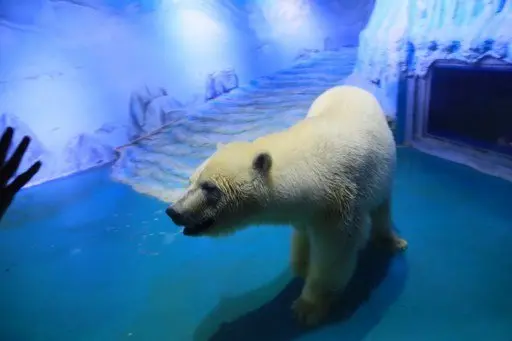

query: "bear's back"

left=253, top=85, right=395, bottom=209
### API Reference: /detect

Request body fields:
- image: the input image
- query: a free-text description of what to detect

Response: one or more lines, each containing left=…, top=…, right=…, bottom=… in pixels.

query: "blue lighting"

left=1, top=1, right=512, bottom=341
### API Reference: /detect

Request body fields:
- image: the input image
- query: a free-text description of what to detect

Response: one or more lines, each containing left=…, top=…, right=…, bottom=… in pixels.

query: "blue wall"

left=1, top=0, right=510, bottom=185
left=0, top=0, right=374, bottom=185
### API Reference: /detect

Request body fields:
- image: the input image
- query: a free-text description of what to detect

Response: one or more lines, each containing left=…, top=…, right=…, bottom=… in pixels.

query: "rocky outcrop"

left=111, top=49, right=360, bottom=202
left=0, top=113, right=132, bottom=186
left=145, top=96, right=188, bottom=130
left=94, top=123, right=130, bottom=147
left=128, top=85, right=185, bottom=138
left=204, top=69, right=239, bottom=101
left=61, top=133, right=115, bottom=175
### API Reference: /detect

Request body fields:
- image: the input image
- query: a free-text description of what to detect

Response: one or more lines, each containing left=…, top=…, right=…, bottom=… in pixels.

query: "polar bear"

left=165, top=85, right=407, bottom=326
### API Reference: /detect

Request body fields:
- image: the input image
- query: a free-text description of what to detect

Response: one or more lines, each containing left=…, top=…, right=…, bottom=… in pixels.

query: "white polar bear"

left=166, top=85, right=407, bottom=326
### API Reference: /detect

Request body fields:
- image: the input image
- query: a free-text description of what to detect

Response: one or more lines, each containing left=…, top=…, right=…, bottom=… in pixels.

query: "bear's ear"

left=216, top=142, right=225, bottom=150
left=252, top=152, right=272, bottom=174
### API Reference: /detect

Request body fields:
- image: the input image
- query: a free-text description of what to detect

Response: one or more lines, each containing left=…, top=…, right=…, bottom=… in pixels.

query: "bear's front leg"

left=290, top=228, right=310, bottom=279
left=292, top=277, right=336, bottom=327
left=291, top=222, right=360, bottom=327
left=370, top=197, right=408, bottom=252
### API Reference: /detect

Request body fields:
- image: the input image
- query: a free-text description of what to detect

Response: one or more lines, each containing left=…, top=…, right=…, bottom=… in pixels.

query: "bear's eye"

left=200, top=181, right=221, bottom=203
left=200, top=181, right=218, bottom=193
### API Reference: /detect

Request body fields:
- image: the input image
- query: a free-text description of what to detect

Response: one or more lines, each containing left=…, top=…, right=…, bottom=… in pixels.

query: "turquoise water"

left=1, top=147, right=511, bottom=341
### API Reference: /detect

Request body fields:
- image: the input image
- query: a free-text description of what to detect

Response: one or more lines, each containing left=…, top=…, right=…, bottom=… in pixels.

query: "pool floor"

left=1, top=147, right=511, bottom=341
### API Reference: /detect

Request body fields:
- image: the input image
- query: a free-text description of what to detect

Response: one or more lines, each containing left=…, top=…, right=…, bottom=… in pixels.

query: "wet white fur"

left=186, top=85, right=406, bottom=325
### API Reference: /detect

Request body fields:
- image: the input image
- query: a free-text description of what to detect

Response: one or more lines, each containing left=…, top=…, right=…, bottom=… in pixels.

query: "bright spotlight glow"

left=257, top=0, right=322, bottom=51
left=177, top=9, right=224, bottom=46
left=157, top=6, right=232, bottom=92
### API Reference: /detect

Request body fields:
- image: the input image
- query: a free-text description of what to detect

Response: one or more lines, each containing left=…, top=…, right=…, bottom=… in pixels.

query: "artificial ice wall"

left=0, top=0, right=375, bottom=186
left=2, top=0, right=511, bottom=187
left=354, top=0, right=512, bottom=119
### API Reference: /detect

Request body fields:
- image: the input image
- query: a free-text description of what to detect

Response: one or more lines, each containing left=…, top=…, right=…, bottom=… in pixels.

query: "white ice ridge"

left=354, top=0, right=512, bottom=116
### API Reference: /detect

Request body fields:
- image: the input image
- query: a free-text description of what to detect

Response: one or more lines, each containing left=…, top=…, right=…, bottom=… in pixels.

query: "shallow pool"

left=1, top=147, right=511, bottom=341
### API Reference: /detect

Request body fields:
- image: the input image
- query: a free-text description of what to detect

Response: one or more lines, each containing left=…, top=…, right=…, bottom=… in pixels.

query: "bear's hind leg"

left=292, top=217, right=361, bottom=327
left=370, top=196, right=407, bottom=252
left=291, top=228, right=310, bottom=279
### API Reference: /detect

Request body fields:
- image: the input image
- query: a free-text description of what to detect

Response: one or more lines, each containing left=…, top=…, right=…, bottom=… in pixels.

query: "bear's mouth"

left=182, top=218, right=215, bottom=236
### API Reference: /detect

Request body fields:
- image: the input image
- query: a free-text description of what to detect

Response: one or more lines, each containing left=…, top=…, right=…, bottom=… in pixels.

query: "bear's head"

left=166, top=142, right=273, bottom=237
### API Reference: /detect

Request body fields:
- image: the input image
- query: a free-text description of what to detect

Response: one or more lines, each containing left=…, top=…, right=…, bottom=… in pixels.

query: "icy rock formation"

left=204, top=69, right=239, bottom=101
left=0, top=114, right=129, bottom=186
left=111, top=49, right=360, bottom=202
left=295, top=48, right=320, bottom=61
left=146, top=96, right=188, bottom=129
left=129, top=85, right=184, bottom=138
left=353, top=0, right=512, bottom=118
left=0, top=113, right=69, bottom=186
left=61, top=133, right=115, bottom=175
left=94, top=123, right=131, bottom=147
left=407, top=0, right=512, bottom=76
left=353, top=0, right=408, bottom=109
left=92, top=122, right=133, bottom=157
left=0, top=112, right=46, bottom=175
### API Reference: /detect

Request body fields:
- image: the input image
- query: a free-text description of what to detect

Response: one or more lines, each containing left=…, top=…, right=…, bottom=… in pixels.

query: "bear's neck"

left=256, top=184, right=320, bottom=226
left=251, top=132, right=325, bottom=224
left=255, top=202, right=317, bottom=226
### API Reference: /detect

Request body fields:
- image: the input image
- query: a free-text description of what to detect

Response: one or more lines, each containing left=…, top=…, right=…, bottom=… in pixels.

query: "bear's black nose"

left=166, top=206, right=186, bottom=226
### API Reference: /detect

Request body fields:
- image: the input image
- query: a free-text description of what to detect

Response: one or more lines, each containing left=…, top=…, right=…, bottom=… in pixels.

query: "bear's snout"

left=166, top=206, right=186, bottom=226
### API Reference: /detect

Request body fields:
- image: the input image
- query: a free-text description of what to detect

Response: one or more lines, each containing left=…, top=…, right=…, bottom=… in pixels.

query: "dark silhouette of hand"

left=0, top=127, right=42, bottom=222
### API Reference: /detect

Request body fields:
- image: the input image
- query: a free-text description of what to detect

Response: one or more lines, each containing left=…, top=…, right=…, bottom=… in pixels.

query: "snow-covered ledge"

left=405, top=1, right=512, bottom=181
left=406, top=0, right=512, bottom=77
left=351, top=0, right=512, bottom=180
left=352, top=0, right=512, bottom=122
